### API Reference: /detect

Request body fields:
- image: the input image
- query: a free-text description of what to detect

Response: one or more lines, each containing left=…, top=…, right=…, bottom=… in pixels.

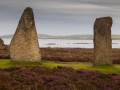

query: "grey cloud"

left=0, top=0, right=120, bottom=35
left=32, top=1, right=120, bottom=19
left=0, top=0, right=119, bottom=23
left=0, top=0, right=119, bottom=18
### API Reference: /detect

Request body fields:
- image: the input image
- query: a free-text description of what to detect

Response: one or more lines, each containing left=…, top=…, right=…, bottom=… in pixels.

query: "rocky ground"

left=1, top=44, right=120, bottom=64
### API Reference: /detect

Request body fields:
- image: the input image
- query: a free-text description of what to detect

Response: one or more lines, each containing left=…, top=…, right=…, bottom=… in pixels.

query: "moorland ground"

left=0, top=60, right=120, bottom=90
left=1, top=44, right=120, bottom=63
left=1, top=44, right=120, bottom=89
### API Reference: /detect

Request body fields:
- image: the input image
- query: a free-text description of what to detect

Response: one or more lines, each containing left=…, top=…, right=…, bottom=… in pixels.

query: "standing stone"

left=0, top=38, right=4, bottom=44
left=10, top=7, right=41, bottom=62
left=93, top=17, right=112, bottom=66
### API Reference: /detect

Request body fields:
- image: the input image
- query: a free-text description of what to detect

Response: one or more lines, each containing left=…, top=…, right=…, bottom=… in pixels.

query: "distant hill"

left=0, top=34, right=120, bottom=40
left=0, top=35, right=13, bottom=39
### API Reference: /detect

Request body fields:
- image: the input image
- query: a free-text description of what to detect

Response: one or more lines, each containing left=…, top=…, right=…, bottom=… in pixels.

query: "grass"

left=90, top=64, right=120, bottom=74
left=42, top=61, right=120, bottom=74
left=0, top=59, right=42, bottom=68
left=0, top=59, right=120, bottom=74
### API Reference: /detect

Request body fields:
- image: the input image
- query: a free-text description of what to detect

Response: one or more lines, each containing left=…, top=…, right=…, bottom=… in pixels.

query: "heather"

left=0, top=66, right=120, bottom=90
left=41, top=48, right=120, bottom=64
left=1, top=60, right=120, bottom=74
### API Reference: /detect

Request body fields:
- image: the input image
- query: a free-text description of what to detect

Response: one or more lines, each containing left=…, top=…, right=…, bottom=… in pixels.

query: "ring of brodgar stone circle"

left=93, top=16, right=113, bottom=66
left=9, top=7, right=41, bottom=62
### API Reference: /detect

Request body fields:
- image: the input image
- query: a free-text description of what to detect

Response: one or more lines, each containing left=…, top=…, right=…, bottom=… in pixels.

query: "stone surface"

left=10, top=7, right=41, bottom=61
left=0, top=44, right=9, bottom=59
left=93, top=16, right=112, bottom=66
left=0, top=38, right=4, bottom=44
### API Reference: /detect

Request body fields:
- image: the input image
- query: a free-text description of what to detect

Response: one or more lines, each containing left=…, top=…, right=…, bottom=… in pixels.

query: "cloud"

left=0, top=0, right=119, bottom=21
left=0, top=0, right=120, bottom=35
left=31, top=0, right=120, bottom=21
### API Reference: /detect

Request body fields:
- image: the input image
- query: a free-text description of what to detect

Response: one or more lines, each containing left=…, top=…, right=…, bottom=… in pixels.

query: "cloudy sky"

left=0, top=0, right=120, bottom=36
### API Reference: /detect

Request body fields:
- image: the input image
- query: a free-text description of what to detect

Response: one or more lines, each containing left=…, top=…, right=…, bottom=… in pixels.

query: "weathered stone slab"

left=10, top=7, right=41, bottom=62
left=0, top=38, right=4, bottom=44
left=93, top=17, right=112, bottom=66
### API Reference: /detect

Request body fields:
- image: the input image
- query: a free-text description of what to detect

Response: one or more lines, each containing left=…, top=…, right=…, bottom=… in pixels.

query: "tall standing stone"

left=93, top=17, right=112, bottom=66
left=10, top=7, right=41, bottom=62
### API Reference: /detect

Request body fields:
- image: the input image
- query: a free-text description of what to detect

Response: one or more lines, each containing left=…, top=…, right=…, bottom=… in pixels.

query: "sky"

left=0, top=0, right=120, bottom=36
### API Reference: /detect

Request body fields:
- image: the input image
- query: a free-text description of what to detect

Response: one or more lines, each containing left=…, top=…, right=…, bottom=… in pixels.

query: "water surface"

left=2, top=39, right=120, bottom=48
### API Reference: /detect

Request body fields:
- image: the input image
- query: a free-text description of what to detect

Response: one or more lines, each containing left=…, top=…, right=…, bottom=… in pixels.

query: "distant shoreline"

left=1, top=34, right=120, bottom=40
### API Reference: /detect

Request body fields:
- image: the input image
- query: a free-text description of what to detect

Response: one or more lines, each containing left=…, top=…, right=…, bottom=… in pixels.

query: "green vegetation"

left=42, top=61, right=120, bottom=74
left=0, top=59, right=42, bottom=68
left=90, top=64, right=120, bottom=74
left=41, top=61, right=92, bottom=69
left=0, top=59, right=120, bottom=74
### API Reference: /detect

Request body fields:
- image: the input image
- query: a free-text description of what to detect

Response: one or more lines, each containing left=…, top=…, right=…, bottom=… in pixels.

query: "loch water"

left=2, top=39, right=120, bottom=48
